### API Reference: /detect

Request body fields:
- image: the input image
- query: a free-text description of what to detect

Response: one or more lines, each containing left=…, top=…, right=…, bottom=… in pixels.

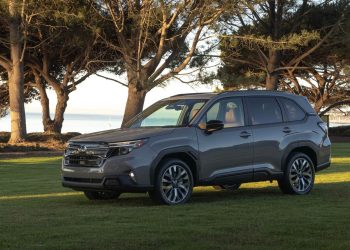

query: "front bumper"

left=62, top=147, right=155, bottom=192
left=62, top=174, right=153, bottom=192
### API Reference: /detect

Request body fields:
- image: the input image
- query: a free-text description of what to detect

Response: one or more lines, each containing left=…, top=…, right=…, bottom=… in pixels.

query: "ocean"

left=0, top=113, right=123, bottom=134
left=0, top=113, right=348, bottom=134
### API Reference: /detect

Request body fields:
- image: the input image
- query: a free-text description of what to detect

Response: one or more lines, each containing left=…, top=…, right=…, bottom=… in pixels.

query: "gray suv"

left=62, top=91, right=331, bottom=205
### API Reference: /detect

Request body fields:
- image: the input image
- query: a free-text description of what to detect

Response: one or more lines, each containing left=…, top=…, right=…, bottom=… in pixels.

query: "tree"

left=279, top=1, right=350, bottom=115
left=0, top=0, right=27, bottom=143
left=93, top=0, right=227, bottom=126
left=0, top=76, right=38, bottom=119
left=25, top=0, right=112, bottom=134
left=217, top=0, right=344, bottom=91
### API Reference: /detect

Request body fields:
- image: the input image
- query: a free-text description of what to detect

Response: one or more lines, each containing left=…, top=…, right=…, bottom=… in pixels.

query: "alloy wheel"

left=289, top=157, right=313, bottom=193
left=160, top=164, right=190, bottom=204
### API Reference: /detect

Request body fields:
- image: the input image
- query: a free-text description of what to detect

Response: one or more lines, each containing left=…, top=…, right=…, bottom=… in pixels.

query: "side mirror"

left=205, top=120, right=224, bottom=134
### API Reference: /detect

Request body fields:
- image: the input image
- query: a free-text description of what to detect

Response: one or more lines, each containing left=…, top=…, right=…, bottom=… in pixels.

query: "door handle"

left=240, top=131, right=251, bottom=138
left=283, top=127, right=292, bottom=133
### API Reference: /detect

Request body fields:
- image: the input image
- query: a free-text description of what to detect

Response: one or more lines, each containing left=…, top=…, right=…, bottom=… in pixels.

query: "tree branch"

left=95, top=73, right=128, bottom=87
left=0, top=56, right=11, bottom=71
left=319, top=100, right=350, bottom=116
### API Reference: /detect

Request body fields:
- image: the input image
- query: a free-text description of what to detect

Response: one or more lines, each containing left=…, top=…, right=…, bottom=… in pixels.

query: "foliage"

left=216, top=0, right=349, bottom=92
left=279, top=1, right=350, bottom=114
left=91, top=0, right=229, bottom=124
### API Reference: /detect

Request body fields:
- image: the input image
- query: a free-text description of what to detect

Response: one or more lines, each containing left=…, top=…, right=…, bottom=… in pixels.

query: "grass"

left=0, top=144, right=349, bottom=250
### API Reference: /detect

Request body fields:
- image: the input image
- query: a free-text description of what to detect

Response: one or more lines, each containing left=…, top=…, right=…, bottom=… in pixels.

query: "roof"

left=165, top=90, right=316, bottom=114
left=166, top=90, right=299, bottom=100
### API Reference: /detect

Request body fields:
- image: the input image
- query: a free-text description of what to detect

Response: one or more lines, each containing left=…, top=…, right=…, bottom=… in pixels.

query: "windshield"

left=124, top=99, right=207, bottom=128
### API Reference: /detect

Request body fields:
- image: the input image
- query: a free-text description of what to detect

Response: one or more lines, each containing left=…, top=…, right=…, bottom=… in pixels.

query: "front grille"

left=64, top=177, right=102, bottom=184
left=64, top=155, right=103, bottom=167
left=64, top=142, right=109, bottom=167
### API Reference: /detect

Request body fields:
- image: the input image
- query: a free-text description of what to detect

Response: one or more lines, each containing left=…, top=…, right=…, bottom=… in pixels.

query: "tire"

left=84, top=191, right=121, bottom=200
left=278, top=152, right=315, bottom=195
left=213, top=184, right=241, bottom=191
left=149, top=159, right=194, bottom=205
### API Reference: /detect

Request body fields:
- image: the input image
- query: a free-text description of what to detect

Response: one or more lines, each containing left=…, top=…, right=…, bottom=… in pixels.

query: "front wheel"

left=149, top=159, right=193, bottom=205
left=84, top=191, right=121, bottom=200
left=278, top=153, right=315, bottom=195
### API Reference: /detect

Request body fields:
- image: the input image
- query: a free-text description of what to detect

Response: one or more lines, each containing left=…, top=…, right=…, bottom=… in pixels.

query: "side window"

left=280, top=98, right=305, bottom=121
left=206, top=102, right=220, bottom=121
left=246, top=97, right=283, bottom=125
left=188, top=102, right=206, bottom=122
left=199, top=98, right=245, bottom=129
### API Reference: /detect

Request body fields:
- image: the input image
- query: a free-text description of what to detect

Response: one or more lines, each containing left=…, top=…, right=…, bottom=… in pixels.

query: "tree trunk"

left=8, top=0, right=27, bottom=143
left=52, top=92, right=69, bottom=133
left=42, top=90, right=69, bottom=134
left=35, top=78, right=53, bottom=133
left=266, top=50, right=281, bottom=90
left=35, top=81, right=69, bottom=134
left=121, top=84, right=147, bottom=127
left=313, top=99, right=324, bottom=113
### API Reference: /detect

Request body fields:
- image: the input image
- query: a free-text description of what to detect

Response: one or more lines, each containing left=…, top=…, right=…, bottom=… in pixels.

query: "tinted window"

left=280, top=98, right=305, bottom=121
left=247, top=97, right=282, bottom=125
left=199, top=98, right=245, bottom=129
left=206, top=102, right=220, bottom=121
left=126, top=99, right=207, bottom=128
left=188, top=101, right=206, bottom=122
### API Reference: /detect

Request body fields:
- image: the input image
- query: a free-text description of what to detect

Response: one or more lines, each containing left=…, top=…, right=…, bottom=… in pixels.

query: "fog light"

left=129, top=171, right=136, bottom=182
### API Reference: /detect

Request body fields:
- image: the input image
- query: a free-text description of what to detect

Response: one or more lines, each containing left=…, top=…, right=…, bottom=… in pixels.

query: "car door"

left=245, top=96, right=287, bottom=181
left=195, top=97, right=254, bottom=184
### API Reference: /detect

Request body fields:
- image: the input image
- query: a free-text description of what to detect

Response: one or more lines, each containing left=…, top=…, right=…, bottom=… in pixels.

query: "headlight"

left=108, top=139, right=148, bottom=156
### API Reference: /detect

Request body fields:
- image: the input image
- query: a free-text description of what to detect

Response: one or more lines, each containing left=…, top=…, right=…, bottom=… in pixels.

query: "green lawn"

left=0, top=144, right=349, bottom=250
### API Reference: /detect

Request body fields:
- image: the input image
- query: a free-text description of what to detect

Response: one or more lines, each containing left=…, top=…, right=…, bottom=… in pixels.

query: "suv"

left=62, top=91, right=331, bottom=205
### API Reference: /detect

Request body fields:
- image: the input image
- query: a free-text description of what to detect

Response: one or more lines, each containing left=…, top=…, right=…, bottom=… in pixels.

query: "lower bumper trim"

left=62, top=174, right=153, bottom=192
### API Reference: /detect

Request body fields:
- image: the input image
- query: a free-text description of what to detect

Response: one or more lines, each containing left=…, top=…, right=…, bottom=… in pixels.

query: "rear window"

left=246, top=97, right=283, bottom=125
left=279, top=98, right=305, bottom=121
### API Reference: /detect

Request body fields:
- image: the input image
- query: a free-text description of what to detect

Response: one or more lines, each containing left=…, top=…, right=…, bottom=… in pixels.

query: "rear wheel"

left=278, top=152, right=315, bottom=195
left=213, top=184, right=241, bottom=191
left=149, top=159, right=193, bottom=205
left=84, top=191, right=121, bottom=200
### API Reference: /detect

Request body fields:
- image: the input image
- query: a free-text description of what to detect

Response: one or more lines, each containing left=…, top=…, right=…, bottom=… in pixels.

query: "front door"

left=195, top=97, right=253, bottom=184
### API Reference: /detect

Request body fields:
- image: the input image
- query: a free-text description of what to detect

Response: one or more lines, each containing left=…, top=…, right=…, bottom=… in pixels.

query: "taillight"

left=318, top=122, right=328, bottom=134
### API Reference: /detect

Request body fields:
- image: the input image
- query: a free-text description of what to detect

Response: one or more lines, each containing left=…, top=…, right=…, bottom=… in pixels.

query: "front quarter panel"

left=148, top=127, right=199, bottom=183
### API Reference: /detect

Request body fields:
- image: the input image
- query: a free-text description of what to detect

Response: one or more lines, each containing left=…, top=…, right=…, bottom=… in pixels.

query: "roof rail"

left=217, top=89, right=282, bottom=95
left=170, top=92, right=215, bottom=97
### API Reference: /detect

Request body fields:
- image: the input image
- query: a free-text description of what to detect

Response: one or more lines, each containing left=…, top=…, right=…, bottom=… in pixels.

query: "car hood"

left=69, top=127, right=176, bottom=144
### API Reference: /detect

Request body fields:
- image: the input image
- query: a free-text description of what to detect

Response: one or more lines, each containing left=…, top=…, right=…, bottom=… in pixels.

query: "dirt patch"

left=0, top=132, right=80, bottom=153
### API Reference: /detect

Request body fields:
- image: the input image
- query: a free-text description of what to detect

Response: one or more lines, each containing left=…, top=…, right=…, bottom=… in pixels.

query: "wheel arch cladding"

left=151, top=151, right=198, bottom=185
left=284, top=146, right=317, bottom=171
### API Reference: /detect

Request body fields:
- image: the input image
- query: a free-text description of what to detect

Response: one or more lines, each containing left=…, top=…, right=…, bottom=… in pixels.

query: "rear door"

left=245, top=97, right=286, bottom=180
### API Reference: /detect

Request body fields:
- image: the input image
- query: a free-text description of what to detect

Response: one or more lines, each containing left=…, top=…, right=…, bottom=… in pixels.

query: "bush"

left=329, top=126, right=350, bottom=137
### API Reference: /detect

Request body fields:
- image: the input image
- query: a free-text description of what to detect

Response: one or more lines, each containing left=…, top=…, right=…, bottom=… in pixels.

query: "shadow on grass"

left=316, top=167, right=350, bottom=176
left=62, top=181, right=349, bottom=207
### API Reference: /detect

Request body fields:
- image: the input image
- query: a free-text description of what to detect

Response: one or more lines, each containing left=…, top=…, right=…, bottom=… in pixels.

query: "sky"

left=0, top=68, right=218, bottom=132
left=23, top=73, right=214, bottom=116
